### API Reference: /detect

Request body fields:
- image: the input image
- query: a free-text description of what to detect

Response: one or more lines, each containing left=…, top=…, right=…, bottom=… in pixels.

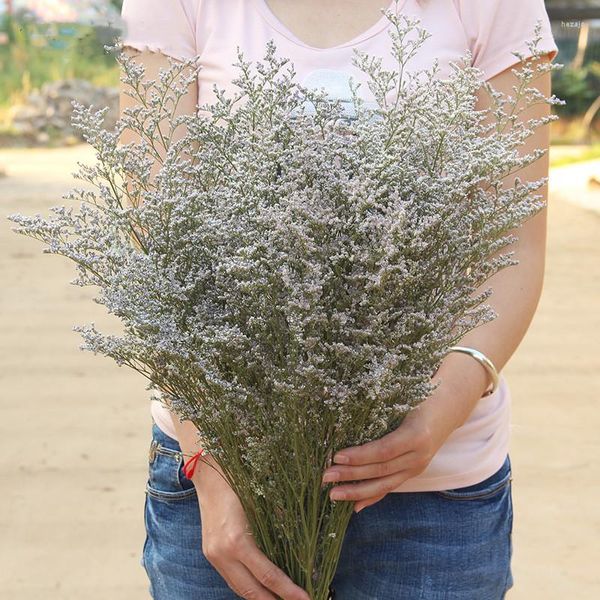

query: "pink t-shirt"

left=120, top=0, right=558, bottom=492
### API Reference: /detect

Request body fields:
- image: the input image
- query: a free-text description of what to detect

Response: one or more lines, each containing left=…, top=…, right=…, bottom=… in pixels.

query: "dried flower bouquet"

left=8, top=8, right=562, bottom=599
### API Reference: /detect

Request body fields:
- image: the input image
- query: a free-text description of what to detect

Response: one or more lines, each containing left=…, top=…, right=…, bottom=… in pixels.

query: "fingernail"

left=330, top=490, right=345, bottom=501
left=333, top=454, right=350, bottom=464
left=322, top=472, right=339, bottom=484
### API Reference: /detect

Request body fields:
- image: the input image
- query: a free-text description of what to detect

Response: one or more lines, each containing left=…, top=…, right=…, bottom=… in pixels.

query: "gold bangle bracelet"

left=447, top=345, right=500, bottom=397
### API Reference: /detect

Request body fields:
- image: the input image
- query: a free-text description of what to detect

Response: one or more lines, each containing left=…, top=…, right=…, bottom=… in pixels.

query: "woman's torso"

left=119, top=0, right=558, bottom=492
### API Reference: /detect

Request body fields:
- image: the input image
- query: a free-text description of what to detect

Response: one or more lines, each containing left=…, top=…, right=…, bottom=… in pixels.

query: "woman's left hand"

left=322, top=384, right=463, bottom=513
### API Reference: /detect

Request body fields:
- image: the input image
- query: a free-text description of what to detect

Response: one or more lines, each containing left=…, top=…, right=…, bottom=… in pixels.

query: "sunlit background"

left=0, top=1, right=598, bottom=599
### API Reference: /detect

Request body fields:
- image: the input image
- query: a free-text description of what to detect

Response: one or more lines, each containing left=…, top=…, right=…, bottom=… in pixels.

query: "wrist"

left=410, top=384, right=464, bottom=449
left=434, top=349, right=492, bottom=411
left=412, top=353, right=493, bottom=446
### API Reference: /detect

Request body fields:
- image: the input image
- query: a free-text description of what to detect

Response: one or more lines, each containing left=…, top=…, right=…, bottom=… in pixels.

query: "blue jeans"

left=141, top=421, right=514, bottom=599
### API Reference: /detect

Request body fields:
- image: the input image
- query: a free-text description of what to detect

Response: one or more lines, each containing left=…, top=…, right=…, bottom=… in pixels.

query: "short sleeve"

left=120, top=0, right=198, bottom=61
left=456, top=0, right=559, bottom=81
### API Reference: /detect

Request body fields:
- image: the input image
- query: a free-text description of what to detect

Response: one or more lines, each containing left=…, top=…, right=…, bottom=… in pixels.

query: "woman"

left=119, top=1, right=558, bottom=598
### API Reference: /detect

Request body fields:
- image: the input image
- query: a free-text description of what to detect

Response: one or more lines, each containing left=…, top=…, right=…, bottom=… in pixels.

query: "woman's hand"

left=321, top=382, right=468, bottom=513
left=195, top=454, right=311, bottom=600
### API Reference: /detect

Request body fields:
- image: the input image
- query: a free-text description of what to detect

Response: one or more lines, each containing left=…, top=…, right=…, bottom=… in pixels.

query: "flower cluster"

left=7, top=7, right=563, bottom=598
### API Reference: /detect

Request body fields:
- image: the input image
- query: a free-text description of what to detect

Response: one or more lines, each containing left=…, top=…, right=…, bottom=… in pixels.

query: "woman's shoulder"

left=120, top=0, right=201, bottom=61
left=448, top=0, right=558, bottom=81
left=449, top=0, right=555, bottom=37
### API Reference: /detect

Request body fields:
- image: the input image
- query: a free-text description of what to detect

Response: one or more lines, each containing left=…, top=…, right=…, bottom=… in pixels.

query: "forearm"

left=429, top=225, right=546, bottom=435
left=422, top=56, right=553, bottom=436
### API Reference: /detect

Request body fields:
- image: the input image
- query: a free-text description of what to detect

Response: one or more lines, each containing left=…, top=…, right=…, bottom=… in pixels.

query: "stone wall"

left=8, top=79, right=119, bottom=145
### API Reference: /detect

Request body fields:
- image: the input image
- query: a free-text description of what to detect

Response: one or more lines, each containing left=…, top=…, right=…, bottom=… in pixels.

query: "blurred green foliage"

left=552, top=62, right=600, bottom=117
left=0, top=12, right=120, bottom=109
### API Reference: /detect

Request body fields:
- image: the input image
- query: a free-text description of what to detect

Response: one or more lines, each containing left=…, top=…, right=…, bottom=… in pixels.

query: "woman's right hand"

left=194, top=454, right=311, bottom=600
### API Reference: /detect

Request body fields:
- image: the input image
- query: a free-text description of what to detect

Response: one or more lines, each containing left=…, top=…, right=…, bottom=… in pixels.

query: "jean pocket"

left=146, top=429, right=198, bottom=502
left=433, top=455, right=512, bottom=501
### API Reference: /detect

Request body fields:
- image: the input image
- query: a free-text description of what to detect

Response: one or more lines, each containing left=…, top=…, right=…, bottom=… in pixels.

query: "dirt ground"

left=0, top=145, right=598, bottom=599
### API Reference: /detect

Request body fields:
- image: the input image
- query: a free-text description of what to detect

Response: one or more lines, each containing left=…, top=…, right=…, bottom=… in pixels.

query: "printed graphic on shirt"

left=294, top=68, right=380, bottom=123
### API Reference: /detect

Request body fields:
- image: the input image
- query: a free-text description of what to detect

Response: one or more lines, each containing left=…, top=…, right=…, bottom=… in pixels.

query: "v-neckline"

left=252, top=0, right=408, bottom=53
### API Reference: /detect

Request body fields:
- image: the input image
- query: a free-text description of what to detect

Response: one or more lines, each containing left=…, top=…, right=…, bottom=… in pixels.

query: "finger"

left=354, top=494, right=386, bottom=513
left=212, top=559, right=277, bottom=600
left=323, top=450, right=417, bottom=484
left=328, top=471, right=410, bottom=503
left=332, top=427, right=414, bottom=466
left=241, top=544, right=311, bottom=600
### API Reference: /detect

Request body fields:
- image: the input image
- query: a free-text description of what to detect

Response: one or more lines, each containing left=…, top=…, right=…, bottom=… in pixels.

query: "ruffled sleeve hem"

left=120, top=41, right=197, bottom=63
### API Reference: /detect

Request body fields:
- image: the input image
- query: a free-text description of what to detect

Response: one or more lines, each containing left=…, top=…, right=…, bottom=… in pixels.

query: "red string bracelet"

left=182, top=449, right=205, bottom=479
